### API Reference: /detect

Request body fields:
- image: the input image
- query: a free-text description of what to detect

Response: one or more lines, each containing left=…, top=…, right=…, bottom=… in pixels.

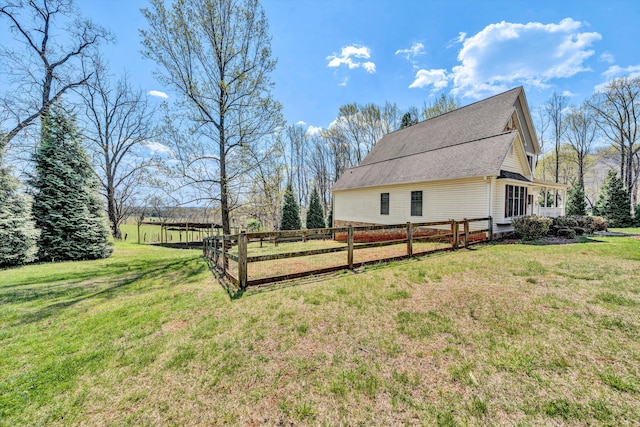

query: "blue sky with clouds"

left=4, top=0, right=640, bottom=135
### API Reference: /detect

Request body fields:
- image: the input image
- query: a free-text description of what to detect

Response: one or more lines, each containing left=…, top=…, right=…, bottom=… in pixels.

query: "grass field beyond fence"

left=1, top=235, right=640, bottom=425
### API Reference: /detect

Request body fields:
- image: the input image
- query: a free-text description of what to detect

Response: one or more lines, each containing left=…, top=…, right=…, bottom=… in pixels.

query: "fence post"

left=238, top=231, right=248, bottom=289
left=407, top=222, right=413, bottom=257
left=463, top=219, right=469, bottom=248
left=451, top=220, right=459, bottom=250
left=347, top=225, right=354, bottom=269
left=214, top=237, right=219, bottom=267
left=222, top=237, right=228, bottom=273
left=488, top=216, right=493, bottom=241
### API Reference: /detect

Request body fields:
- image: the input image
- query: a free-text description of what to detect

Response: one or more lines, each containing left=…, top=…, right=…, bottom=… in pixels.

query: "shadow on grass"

left=8, top=257, right=207, bottom=326
left=519, top=236, right=605, bottom=246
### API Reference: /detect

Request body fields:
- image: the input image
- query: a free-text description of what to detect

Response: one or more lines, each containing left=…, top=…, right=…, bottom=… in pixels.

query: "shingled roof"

left=332, top=86, right=529, bottom=191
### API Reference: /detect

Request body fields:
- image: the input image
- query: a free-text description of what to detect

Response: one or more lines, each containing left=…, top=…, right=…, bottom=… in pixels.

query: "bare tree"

left=545, top=92, right=568, bottom=185
left=141, top=0, right=283, bottom=234
left=79, top=60, right=157, bottom=239
left=284, top=124, right=309, bottom=207
left=381, top=101, right=402, bottom=133
left=0, top=0, right=112, bottom=149
left=564, top=104, right=598, bottom=191
left=307, top=134, right=333, bottom=214
left=587, top=77, right=640, bottom=208
left=422, top=92, right=460, bottom=120
left=534, top=105, right=550, bottom=180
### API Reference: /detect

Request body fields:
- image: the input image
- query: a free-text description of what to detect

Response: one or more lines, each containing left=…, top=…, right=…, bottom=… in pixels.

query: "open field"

left=119, top=223, right=215, bottom=244
left=1, top=236, right=640, bottom=425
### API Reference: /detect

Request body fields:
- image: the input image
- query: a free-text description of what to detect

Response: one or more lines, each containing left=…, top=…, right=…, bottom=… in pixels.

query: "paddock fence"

left=203, top=217, right=493, bottom=289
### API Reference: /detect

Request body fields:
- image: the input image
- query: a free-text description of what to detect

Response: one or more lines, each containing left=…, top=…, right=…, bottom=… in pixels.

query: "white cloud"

left=596, top=64, right=640, bottom=91
left=148, top=90, right=169, bottom=99
left=409, top=69, right=449, bottom=90
left=327, top=45, right=376, bottom=75
left=338, top=76, right=350, bottom=87
left=296, top=120, right=307, bottom=126
left=362, top=61, right=376, bottom=74
left=144, top=140, right=173, bottom=156
left=562, top=90, right=576, bottom=97
left=395, top=42, right=425, bottom=59
left=602, top=64, right=640, bottom=79
left=306, top=125, right=323, bottom=136
left=408, top=18, right=602, bottom=99
left=599, top=52, right=615, bottom=64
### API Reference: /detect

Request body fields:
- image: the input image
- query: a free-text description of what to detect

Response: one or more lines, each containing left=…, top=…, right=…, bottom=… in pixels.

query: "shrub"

left=512, top=216, right=553, bottom=241
left=574, top=216, right=607, bottom=234
left=557, top=228, right=577, bottom=239
left=551, top=216, right=578, bottom=236
left=246, top=219, right=262, bottom=232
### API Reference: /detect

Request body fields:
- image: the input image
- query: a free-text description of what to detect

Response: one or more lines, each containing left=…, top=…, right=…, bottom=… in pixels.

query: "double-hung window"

left=411, top=191, right=422, bottom=216
left=505, top=185, right=528, bottom=217
left=380, top=193, right=389, bottom=215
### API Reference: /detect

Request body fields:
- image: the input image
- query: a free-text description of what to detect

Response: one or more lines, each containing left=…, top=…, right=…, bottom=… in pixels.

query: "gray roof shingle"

left=332, top=87, right=526, bottom=191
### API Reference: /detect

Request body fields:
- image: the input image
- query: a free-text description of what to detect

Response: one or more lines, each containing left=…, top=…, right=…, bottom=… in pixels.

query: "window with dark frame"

left=411, top=191, right=422, bottom=216
left=380, top=193, right=389, bottom=215
left=505, top=184, right=528, bottom=217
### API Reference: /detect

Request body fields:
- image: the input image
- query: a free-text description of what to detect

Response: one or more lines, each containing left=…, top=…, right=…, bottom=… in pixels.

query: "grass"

left=119, top=223, right=215, bottom=244
left=1, top=234, right=640, bottom=425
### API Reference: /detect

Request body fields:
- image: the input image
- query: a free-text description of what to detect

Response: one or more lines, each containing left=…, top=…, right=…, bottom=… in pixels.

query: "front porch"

left=531, top=180, right=567, bottom=218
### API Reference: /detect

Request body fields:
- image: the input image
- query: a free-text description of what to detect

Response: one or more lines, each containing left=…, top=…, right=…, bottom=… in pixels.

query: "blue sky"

left=6, top=0, right=640, bottom=135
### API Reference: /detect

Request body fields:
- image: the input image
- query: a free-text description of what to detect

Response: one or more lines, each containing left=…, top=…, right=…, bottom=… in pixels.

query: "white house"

left=331, top=86, right=566, bottom=235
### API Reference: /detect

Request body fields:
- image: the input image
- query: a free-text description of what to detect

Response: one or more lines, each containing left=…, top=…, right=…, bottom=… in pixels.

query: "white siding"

left=334, top=177, right=490, bottom=230
left=501, top=134, right=531, bottom=177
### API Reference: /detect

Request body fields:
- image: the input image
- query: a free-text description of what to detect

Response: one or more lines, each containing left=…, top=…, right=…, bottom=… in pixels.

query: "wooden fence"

left=203, top=217, right=492, bottom=289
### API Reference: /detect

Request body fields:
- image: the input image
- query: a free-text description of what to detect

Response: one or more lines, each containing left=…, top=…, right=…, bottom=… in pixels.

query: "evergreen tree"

left=0, top=144, right=39, bottom=267
left=566, top=179, right=587, bottom=216
left=306, top=186, right=326, bottom=229
left=400, top=112, right=418, bottom=129
left=635, top=205, right=640, bottom=227
left=31, top=108, right=113, bottom=261
left=280, top=182, right=301, bottom=230
left=593, top=169, right=632, bottom=228
left=327, top=199, right=333, bottom=228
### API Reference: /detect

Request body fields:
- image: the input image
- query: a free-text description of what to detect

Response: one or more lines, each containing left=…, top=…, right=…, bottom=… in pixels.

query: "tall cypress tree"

left=31, top=108, right=113, bottom=261
left=593, top=169, right=632, bottom=228
left=306, top=186, right=326, bottom=229
left=280, top=182, right=301, bottom=230
left=566, top=179, right=587, bottom=216
left=0, top=143, right=39, bottom=267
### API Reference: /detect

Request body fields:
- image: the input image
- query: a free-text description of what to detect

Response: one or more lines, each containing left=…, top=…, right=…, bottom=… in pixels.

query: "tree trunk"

left=219, top=124, right=230, bottom=235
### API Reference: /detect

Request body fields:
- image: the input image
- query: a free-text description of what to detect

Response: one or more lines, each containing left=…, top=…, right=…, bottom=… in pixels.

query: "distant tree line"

left=536, top=77, right=640, bottom=226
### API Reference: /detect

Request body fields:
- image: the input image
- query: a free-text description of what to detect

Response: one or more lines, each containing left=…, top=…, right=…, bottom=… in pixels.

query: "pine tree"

left=280, top=182, right=301, bottom=230
left=593, top=169, right=632, bottom=228
left=306, top=186, right=325, bottom=229
left=31, top=108, right=113, bottom=261
left=0, top=144, right=39, bottom=267
left=565, top=179, right=587, bottom=216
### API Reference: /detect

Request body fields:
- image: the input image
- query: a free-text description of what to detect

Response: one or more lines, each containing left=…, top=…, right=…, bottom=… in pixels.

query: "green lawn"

left=1, top=236, right=640, bottom=425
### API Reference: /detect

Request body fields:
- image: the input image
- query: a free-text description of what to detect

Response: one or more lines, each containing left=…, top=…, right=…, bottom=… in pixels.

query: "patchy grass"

left=1, top=236, right=640, bottom=425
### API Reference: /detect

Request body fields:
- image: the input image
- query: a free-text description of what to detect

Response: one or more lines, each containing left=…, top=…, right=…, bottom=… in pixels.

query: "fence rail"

left=203, top=217, right=492, bottom=289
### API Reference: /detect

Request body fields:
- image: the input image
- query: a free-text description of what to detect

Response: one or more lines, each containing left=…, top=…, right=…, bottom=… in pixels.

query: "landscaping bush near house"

left=575, top=215, right=607, bottom=234
left=551, top=215, right=607, bottom=237
left=512, top=216, right=553, bottom=240
left=552, top=216, right=582, bottom=236
left=557, top=228, right=577, bottom=239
